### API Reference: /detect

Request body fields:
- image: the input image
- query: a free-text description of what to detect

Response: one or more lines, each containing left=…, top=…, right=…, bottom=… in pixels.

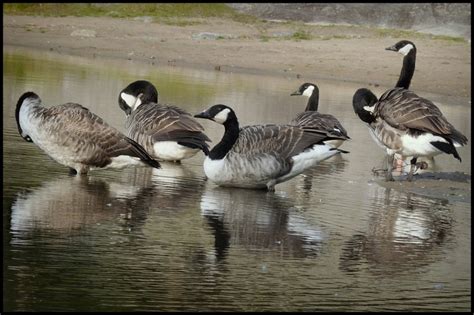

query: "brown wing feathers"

left=128, top=103, right=210, bottom=153
left=236, top=124, right=330, bottom=160
left=377, top=88, right=468, bottom=145
left=45, top=104, right=160, bottom=169
left=291, top=112, right=350, bottom=140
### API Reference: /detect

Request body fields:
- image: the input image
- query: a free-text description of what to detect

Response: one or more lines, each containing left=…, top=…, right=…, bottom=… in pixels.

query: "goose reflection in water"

left=10, top=165, right=206, bottom=238
left=199, top=185, right=328, bottom=262
left=339, top=186, right=453, bottom=276
left=296, top=153, right=348, bottom=193
left=10, top=173, right=154, bottom=235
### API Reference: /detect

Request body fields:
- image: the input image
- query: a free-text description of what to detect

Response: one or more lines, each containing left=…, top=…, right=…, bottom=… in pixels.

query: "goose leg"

left=266, top=180, right=276, bottom=192
left=407, top=157, right=417, bottom=181
left=385, top=154, right=395, bottom=181
left=372, top=155, right=388, bottom=176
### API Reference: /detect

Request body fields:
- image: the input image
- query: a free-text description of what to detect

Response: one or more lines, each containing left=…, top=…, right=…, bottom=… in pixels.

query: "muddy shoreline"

left=3, top=15, right=471, bottom=100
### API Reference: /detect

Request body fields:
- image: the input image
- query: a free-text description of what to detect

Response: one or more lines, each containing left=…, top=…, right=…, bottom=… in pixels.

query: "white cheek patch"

left=363, top=105, right=375, bottom=113
left=133, top=95, right=142, bottom=110
left=120, top=92, right=137, bottom=109
left=302, top=85, right=315, bottom=97
left=398, top=44, right=414, bottom=56
left=214, top=108, right=230, bottom=124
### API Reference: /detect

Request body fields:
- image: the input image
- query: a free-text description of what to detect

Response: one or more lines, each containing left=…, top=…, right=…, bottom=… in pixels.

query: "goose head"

left=385, top=40, right=417, bottom=56
left=352, top=88, right=378, bottom=124
left=291, top=82, right=320, bottom=111
left=16, top=91, right=41, bottom=142
left=290, top=82, right=319, bottom=98
left=118, top=80, right=158, bottom=115
left=194, top=104, right=237, bottom=125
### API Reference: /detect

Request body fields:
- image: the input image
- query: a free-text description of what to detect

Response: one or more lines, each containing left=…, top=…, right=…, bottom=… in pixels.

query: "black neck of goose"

left=15, top=100, right=23, bottom=137
left=208, top=116, right=240, bottom=160
left=15, top=93, right=38, bottom=142
left=396, top=49, right=416, bottom=89
left=305, top=87, right=319, bottom=111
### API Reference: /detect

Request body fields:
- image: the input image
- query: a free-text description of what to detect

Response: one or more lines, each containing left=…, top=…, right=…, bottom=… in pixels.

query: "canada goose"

left=290, top=82, right=350, bottom=149
left=352, top=87, right=468, bottom=181
left=16, top=91, right=160, bottom=175
left=385, top=40, right=434, bottom=172
left=194, top=104, right=346, bottom=191
left=118, top=80, right=211, bottom=162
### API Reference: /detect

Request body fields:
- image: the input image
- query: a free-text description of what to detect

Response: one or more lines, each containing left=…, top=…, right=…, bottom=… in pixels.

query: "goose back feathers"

left=195, top=104, right=343, bottom=190
left=353, top=87, right=468, bottom=161
left=290, top=83, right=350, bottom=147
left=352, top=40, right=467, bottom=181
left=16, top=92, right=160, bottom=174
left=118, top=80, right=210, bottom=161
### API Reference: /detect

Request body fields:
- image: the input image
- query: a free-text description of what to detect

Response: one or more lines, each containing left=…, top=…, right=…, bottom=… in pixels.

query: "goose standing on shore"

left=290, top=82, right=350, bottom=149
left=385, top=40, right=433, bottom=172
left=352, top=40, right=467, bottom=181
left=118, top=80, right=210, bottom=162
left=194, top=104, right=346, bottom=191
left=352, top=87, right=467, bottom=181
left=16, top=91, right=161, bottom=175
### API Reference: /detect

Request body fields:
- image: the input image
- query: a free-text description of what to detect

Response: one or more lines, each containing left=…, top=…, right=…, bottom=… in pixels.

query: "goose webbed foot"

left=371, top=154, right=394, bottom=180
left=266, top=180, right=276, bottom=192
left=371, top=166, right=388, bottom=176
left=371, top=166, right=394, bottom=181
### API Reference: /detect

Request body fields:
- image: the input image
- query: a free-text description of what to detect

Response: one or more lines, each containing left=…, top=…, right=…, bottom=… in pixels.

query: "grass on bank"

left=3, top=3, right=259, bottom=24
left=4, top=3, right=467, bottom=43
left=375, top=27, right=466, bottom=42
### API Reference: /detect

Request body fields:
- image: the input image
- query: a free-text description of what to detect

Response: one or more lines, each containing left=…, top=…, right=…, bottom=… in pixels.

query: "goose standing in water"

left=352, top=40, right=467, bottom=181
left=289, top=82, right=350, bottom=149
left=194, top=104, right=346, bottom=191
left=16, top=91, right=160, bottom=175
left=118, top=80, right=210, bottom=162
left=352, top=87, right=467, bottom=181
left=385, top=40, right=434, bottom=174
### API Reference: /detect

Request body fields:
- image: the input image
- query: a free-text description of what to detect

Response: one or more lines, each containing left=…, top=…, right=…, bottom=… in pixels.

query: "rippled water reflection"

left=3, top=46, right=471, bottom=311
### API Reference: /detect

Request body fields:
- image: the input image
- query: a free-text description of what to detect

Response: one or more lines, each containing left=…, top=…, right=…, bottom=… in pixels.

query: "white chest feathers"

left=203, top=143, right=339, bottom=189
left=203, top=154, right=282, bottom=188
left=153, top=141, right=199, bottom=161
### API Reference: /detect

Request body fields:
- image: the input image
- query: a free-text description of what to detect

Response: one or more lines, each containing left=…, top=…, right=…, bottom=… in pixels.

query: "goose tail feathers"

left=126, top=137, right=161, bottom=169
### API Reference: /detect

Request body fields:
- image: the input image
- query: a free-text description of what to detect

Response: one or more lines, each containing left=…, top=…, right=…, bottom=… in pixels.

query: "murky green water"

left=3, top=46, right=471, bottom=311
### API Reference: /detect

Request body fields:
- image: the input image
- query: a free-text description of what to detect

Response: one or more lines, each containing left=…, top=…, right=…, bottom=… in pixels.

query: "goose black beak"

left=385, top=45, right=398, bottom=51
left=194, top=111, right=210, bottom=119
left=290, top=91, right=301, bottom=96
left=118, top=99, right=132, bottom=115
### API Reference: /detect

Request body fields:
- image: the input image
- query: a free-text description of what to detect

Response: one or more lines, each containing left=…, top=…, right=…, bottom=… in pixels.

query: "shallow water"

left=3, top=46, right=471, bottom=311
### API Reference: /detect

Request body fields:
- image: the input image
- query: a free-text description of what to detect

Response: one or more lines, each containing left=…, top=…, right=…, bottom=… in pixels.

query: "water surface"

left=3, top=46, right=471, bottom=311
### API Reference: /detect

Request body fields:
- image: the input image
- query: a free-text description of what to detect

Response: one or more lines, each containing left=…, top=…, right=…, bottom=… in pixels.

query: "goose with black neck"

left=290, top=82, right=350, bottom=149
left=195, top=104, right=346, bottom=191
